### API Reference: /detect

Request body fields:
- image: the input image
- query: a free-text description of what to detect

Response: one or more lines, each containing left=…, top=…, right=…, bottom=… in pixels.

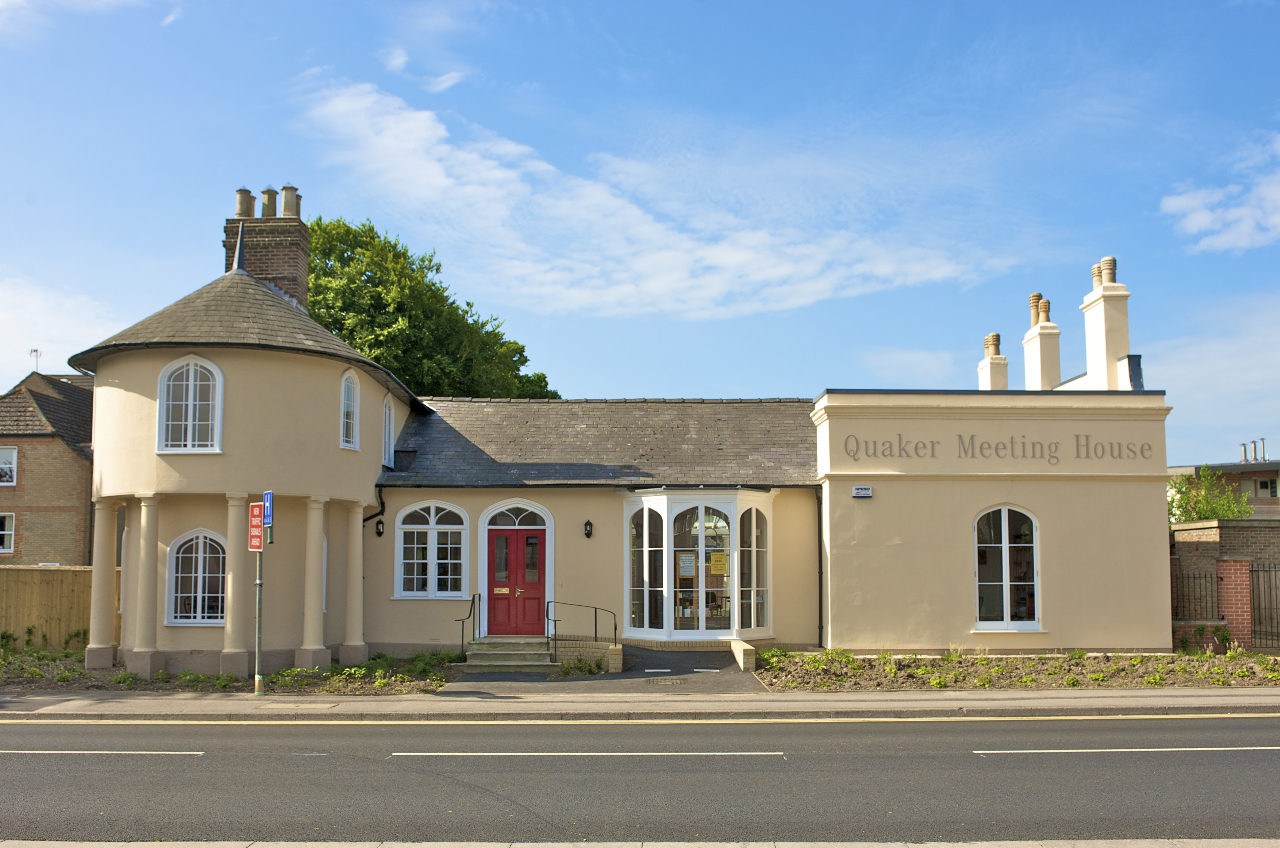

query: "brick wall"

left=1171, top=520, right=1280, bottom=573
left=222, top=217, right=310, bottom=308
left=0, top=438, right=92, bottom=568
left=1217, top=559, right=1253, bottom=649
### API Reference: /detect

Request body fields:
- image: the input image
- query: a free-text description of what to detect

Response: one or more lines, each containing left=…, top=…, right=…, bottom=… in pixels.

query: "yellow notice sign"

left=709, top=551, right=727, bottom=574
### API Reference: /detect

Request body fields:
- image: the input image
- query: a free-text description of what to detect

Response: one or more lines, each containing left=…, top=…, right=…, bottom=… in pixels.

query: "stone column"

left=126, top=494, right=163, bottom=677
left=1217, top=558, right=1253, bottom=650
left=221, top=494, right=250, bottom=677
left=86, top=500, right=119, bottom=669
left=295, top=496, right=331, bottom=669
left=340, top=501, right=369, bottom=666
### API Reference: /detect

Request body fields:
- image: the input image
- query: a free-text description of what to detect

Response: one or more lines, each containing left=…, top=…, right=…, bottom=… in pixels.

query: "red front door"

left=488, top=528, right=546, bottom=635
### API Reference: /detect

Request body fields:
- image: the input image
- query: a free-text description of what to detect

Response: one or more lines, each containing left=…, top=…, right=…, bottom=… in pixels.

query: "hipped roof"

left=381, top=397, right=818, bottom=488
left=0, top=373, right=95, bottom=460
left=69, top=271, right=424, bottom=411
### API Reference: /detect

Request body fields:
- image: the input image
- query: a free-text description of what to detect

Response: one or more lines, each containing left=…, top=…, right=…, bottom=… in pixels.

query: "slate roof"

left=381, top=398, right=818, bottom=488
left=68, top=271, right=424, bottom=411
left=0, top=373, right=95, bottom=461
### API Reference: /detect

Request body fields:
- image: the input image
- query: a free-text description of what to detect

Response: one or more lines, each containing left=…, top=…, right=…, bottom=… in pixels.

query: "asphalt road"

left=1, top=716, right=1278, bottom=842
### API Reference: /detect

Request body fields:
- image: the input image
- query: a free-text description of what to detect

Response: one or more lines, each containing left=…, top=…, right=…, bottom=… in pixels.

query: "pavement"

left=4, top=842, right=1280, bottom=848
left=2, top=684, right=1280, bottom=722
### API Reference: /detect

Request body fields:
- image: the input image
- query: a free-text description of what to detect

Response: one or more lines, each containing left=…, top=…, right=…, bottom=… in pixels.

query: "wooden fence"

left=0, top=566, right=109, bottom=651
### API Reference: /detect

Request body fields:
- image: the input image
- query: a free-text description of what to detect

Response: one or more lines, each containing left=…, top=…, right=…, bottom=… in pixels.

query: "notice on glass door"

left=678, top=552, right=696, bottom=576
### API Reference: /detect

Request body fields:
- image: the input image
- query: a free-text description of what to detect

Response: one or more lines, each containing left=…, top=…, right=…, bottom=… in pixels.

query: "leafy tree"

left=307, top=218, right=558, bottom=399
left=1168, top=465, right=1253, bottom=525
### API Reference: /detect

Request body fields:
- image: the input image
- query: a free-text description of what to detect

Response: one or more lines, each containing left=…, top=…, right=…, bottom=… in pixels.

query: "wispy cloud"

left=423, top=70, right=464, bottom=93
left=302, top=81, right=1005, bottom=319
left=0, top=0, right=137, bottom=36
left=378, top=46, right=409, bottom=73
left=160, top=6, right=180, bottom=26
left=0, top=275, right=120, bottom=391
left=1161, top=133, right=1280, bottom=252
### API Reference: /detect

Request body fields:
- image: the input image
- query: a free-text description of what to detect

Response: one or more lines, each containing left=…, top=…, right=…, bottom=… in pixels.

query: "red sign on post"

left=249, top=503, right=264, bottom=552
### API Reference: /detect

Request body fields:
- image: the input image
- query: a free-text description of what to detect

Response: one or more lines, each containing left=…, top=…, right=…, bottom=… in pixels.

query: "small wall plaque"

left=493, top=587, right=510, bottom=594
left=852, top=486, right=873, bottom=498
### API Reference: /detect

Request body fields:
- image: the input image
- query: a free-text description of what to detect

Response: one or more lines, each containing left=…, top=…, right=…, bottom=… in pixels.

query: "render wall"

left=815, top=389, right=1173, bottom=652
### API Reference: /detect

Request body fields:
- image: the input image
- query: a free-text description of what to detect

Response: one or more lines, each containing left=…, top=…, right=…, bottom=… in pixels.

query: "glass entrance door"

left=672, top=506, right=731, bottom=632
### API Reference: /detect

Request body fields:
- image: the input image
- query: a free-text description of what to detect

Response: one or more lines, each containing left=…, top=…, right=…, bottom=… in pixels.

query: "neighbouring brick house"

left=0, top=372, right=101, bottom=648
left=0, top=372, right=95, bottom=568
left=1168, top=460, right=1280, bottom=520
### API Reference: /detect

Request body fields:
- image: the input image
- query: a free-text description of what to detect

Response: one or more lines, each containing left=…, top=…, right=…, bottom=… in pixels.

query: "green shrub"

left=1143, top=673, right=1164, bottom=686
left=153, top=670, right=170, bottom=681
left=1064, top=675, right=1080, bottom=687
left=975, top=674, right=993, bottom=688
left=24, top=667, right=44, bottom=679
left=1088, top=672, right=1106, bottom=682
left=111, top=670, right=140, bottom=687
left=929, top=676, right=946, bottom=688
left=1068, top=649, right=1087, bottom=661
left=55, top=671, right=73, bottom=683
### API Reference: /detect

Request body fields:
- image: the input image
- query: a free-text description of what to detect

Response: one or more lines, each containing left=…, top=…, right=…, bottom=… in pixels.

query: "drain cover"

left=647, top=677, right=687, bottom=685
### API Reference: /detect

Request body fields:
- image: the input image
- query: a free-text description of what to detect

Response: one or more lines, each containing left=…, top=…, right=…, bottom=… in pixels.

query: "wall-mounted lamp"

left=583, top=519, right=593, bottom=539
left=375, top=518, right=385, bottom=537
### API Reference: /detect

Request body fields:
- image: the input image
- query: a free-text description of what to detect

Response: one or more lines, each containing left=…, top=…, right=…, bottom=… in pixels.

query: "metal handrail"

left=455, top=593, right=481, bottom=656
left=544, top=600, right=617, bottom=664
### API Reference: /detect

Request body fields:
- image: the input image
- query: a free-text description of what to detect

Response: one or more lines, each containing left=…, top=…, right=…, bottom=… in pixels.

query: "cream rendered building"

left=76, top=191, right=1173, bottom=675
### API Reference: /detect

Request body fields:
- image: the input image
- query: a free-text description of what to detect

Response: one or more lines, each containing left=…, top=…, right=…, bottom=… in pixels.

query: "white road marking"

left=0, top=749, right=203, bottom=755
left=391, top=751, right=784, bottom=757
left=644, top=668, right=671, bottom=673
left=693, top=668, right=720, bottom=672
left=975, top=745, right=1280, bottom=754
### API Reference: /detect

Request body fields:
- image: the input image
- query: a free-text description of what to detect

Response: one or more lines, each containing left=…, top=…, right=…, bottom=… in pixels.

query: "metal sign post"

left=249, top=502, right=264, bottom=695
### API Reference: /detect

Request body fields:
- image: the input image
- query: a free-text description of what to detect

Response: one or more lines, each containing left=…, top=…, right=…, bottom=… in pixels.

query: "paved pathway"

left=2, top=686, right=1279, bottom=721
left=4, top=841, right=1280, bottom=848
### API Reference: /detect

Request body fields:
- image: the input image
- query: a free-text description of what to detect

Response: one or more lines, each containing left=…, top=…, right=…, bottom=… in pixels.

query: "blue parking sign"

left=263, top=490, right=273, bottom=526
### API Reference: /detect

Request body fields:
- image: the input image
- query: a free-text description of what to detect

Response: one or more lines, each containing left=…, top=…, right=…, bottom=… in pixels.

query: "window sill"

left=390, top=594, right=468, bottom=601
left=340, top=444, right=360, bottom=452
left=165, top=620, right=225, bottom=627
left=156, top=449, right=222, bottom=455
left=971, top=628, right=1047, bottom=634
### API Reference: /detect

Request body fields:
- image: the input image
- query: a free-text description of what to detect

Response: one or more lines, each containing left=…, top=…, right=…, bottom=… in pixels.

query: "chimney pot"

left=1038, top=298, right=1050, bottom=323
left=235, top=188, right=256, bottom=218
left=1101, top=256, right=1116, bottom=284
left=1092, top=263, right=1102, bottom=289
left=1242, top=443, right=1250, bottom=463
left=984, top=332, right=1001, bottom=357
left=261, top=186, right=279, bottom=218
left=281, top=184, right=301, bottom=217
left=1029, top=293, right=1042, bottom=327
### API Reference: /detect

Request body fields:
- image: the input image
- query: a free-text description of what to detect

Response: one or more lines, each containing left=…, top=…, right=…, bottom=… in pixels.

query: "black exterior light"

left=375, top=518, right=385, bottom=537
left=584, top=519, right=593, bottom=539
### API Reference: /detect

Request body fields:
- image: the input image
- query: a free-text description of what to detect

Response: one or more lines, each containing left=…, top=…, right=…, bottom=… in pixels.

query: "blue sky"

left=2, top=1, right=1278, bottom=465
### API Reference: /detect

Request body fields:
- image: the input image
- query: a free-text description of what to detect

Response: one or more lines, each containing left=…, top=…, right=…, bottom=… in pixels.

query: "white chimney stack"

left=1079, top=255, right=1131, bottom=390
left=978, top=333, right=1008, bottom=390
left=1023, top=293, right=1061, bottom=391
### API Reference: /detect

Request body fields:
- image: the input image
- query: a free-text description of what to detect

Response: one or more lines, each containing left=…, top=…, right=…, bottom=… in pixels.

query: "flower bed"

left=755, top=646, right=1280, bottom=691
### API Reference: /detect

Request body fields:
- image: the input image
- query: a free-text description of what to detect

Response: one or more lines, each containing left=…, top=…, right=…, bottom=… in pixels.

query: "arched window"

left=975, top=507, right=1039, bottom=630
left=396, top=503, right=467, bottom=598
left=382, top=396, right=394, bottom=468
left=628, top=508, right=664, bottom=630
left=673, top=506, right=730, bottom=631
left=167, top=531, right=226, bottom=625
left=158, top=356, right=222, bottom=452
left=488, top=506, right=546, bottom=527
left=340, top=371, right=359, bottom=450
left=739, top=507, right=768, bottom=629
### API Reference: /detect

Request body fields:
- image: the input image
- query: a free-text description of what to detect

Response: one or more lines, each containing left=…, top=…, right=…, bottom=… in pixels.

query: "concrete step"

left=461, top=660, right=561, bottom=674
left=466, top=650, right=552, bottom=663
left=467, top=639, right=549, bottom=652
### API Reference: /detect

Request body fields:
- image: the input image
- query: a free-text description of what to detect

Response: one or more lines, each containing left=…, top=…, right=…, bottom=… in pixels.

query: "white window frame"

left=621, top=489, right=774, bottom=640
left=340, top=370, right=360, bottom=450
left=0, top=513, right=14, bottom=553
left=973, top=505, right=1042, bottom=632
left=382, top=395, right=394, bottom=468
left=0, top=446, right=15, bottom=486
left=156, top=355, right=224, bottom=454
left=393, top=500, right=470, bottom=599
left=165, top=528, right=227, bottom=626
